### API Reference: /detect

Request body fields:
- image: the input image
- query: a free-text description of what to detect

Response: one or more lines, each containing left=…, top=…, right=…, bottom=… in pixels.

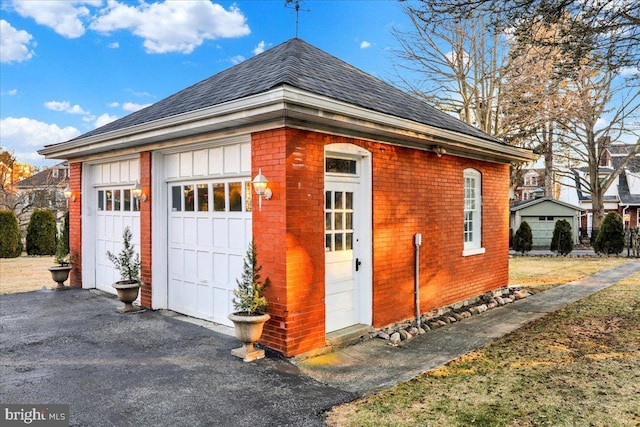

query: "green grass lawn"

left=327, top=260, right=640, bottom=427
left=509, top=256, right=629, bottom=291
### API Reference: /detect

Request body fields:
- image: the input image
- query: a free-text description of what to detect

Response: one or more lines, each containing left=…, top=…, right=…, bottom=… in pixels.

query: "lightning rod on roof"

left=285, top=0, right=309, bottom=38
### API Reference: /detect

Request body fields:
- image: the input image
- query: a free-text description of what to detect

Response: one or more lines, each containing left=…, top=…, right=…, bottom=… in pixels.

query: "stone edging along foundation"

left=373, top=286, right=533, bottom=346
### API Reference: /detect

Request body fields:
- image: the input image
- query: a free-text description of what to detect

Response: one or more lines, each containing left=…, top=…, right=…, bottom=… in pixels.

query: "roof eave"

left=39, top=85, right=537, bottom=164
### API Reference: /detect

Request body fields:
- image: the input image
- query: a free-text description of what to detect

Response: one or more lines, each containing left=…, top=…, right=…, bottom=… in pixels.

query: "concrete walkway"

left=296, top=259, right=640, bottom=396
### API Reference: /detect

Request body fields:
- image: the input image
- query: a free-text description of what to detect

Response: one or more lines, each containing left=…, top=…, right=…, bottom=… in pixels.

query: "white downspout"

left=414, top=233, right=422, bottom=328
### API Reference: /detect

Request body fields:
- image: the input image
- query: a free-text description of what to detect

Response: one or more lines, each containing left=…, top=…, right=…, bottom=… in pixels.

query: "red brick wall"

left=253, top=128, right=511, bottom=357
left=139, top=152, right=152, bottom=308
left=69, top=162, right=82, bottom=288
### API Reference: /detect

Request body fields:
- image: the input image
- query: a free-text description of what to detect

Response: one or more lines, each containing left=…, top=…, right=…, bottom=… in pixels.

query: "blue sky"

left=1, top=0, right=410, bottom=167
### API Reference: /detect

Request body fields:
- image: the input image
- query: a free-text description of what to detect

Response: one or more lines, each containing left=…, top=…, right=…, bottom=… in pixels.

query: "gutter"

left=39, top=85, right=538, bottom=164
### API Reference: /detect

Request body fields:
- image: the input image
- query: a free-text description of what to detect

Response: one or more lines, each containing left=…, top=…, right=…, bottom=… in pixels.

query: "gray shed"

left=510, top=197, right=585, bottom=248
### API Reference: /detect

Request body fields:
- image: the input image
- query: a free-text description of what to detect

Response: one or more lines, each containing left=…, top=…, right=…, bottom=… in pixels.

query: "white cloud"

left=44, top=100, right=90, bottom=115
left=253, top=40, right=266, bottom=55
left=94, top=113, right=118, bottom=128
left=108, top=101, right=120, bottom=108
left=8, top=89, right=18, bottom=95
left=108, top=41, right=119, bottom=48
left=122, top=102, right=151, bottom=112
left=0, top=19, right=35, bottom=63
left=12, top=0, right=99, bottom=38
left=230, top=55, right=245, bottom=65
left=618, top=66, right=639, bottom=76
left=90, top=1, right=251, bottom=54
left=595, top=118, right=610, bottom=130
left=360, top=41, right=371, bottom=49
left=0, top=117, right=80, bottom=148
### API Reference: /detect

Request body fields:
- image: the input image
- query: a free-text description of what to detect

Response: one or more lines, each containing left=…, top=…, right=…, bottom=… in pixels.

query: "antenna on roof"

left=285, top=0, right=309, bottom=38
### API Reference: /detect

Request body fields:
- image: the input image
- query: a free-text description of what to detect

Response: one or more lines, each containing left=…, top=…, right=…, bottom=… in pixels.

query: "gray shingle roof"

left=73, top=38, right=502, bottom=144
left=15, top=162, right=68, bottom=189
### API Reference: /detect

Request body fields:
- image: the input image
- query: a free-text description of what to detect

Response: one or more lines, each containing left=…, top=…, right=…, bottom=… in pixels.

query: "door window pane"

left=197, top=184, right=208, bottom=212
left=326, top=157, right=356, bottom=174
left=325, top=191, right=332, bottom=209
left=213, top=183, right=225, bottom=211
left=114, top=189, right=121, bottom=211
left=106, top=190, right=112, bottom=211
left=124, top=189, right=131, bottom=211
left=345, top=192, right=353, bottom=209
left=334, top=233, right=343, bottom=251
left=346, top=233, right=353, bottom=250
left=184, top=185, right=194, bottom=212
left=229, top=182, right=242, bottom=212
left=171, top=186, right=182, bottom=211
left=98, top=190, right=104, bottom=211
left=245, top=182, right=252, bottom=212
left=335, top=212, right=343, bottom=230
left=334, top=192, right=343, bottom=209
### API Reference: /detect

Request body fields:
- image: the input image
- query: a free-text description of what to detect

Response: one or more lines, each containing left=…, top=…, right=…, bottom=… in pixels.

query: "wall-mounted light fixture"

left=132, top=181, right=147, bottom=202
left=63, top=185, right=75, bottom=202
left=252, top=168, right=272, bottom=211
left=433, top=146, right=447, bottom=158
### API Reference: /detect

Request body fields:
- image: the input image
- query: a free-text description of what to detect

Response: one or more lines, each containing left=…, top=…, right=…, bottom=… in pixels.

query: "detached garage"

left=510, top=197, right=584, bottom=248
left=40, top=39, right=535, bottom=357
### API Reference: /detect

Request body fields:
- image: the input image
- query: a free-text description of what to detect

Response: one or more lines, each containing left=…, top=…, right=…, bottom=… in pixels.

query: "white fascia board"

left=279, top=86, right=537, bottom=163
left=40, top=84, right=537, bottom=163
left=38, top=89, right=289, bottom=159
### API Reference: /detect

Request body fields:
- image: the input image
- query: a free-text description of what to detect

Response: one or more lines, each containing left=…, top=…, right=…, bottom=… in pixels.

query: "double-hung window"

left=463, top=169, right=485, bottom=256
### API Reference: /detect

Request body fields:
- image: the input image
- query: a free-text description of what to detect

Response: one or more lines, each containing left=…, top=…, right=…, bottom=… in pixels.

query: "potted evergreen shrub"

left=228, top=241, right=270, bottom=362
left=48, top=213, right=72, bottom=290
left=106, top=226, right=144, bottom=314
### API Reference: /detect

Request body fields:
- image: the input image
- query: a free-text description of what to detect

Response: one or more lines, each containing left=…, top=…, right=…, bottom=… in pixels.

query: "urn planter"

left=112, top=281, right=144, bottom=314
left=228, top=312, right=271, bottom=362
left=48, top=265, right=72, bottom=290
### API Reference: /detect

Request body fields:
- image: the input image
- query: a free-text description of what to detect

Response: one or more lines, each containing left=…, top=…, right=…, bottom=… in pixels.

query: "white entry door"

left=324, top=151, right=371, bottom=333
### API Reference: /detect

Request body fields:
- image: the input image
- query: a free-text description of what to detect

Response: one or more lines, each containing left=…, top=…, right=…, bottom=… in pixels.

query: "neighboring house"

left=558, top=144, right=640, bottom=237
left=514, top=168, right=544, bottom=202
left=510, top=197, right=584, bottom=248
left=39, top=39, right=535, bottom=357
left=13, top=162, right=69, bottom=229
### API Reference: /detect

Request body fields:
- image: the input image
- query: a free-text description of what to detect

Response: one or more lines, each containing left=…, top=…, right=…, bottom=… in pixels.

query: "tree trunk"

left=544, top=124, right=554, bottom=198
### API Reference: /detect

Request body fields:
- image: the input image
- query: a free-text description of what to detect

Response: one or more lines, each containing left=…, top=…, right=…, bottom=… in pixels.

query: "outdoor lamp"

left=433, top=146, right=447, bottom=158
left=252, top=168, right=272, bottom=211
left=63, top=185, right=75, bottom=202
left=132, top=181, right=146, bottom=202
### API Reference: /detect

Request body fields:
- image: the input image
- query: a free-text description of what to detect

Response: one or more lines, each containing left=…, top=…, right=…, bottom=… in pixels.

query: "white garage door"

left=168, top=180, right=252, bottom=325
left=525, top=216, right=572, bottom=247
left=93, top=160, right=140, bottom=294
left=164, top=141, right=252, bottom=326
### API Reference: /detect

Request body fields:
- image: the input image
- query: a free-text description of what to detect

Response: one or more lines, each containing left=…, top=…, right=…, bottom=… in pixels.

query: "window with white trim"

left=463, top=169, right=484, bottom=256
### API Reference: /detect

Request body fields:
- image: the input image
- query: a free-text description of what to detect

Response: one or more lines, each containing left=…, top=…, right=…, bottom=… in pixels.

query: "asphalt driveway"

left=0, top=289, right=354, bottom=427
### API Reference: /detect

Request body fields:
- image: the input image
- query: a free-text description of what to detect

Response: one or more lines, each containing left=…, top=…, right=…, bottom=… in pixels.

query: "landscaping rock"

left=487, top=302, right=497, bottom=310
left=495, top=296, right=505, bottom=306
left=503, top=297, right=513, bottom=304
left=389, top=332, right=401, bottom=345
left=470, top=307, right=480, bottom=315
left=477, top=304, right=488, bottom=314
left=377, top=332, right=390, bottom=340
left=461, top=311, right=472, bottom=319
left=447, top=316, right=457, bottom=323
left=408, top=327, right=419, bottom=336
left=418, top=327, right=427, bottom=334
left=453, top=313, right=465, bottom=321
left=399, top=330, right=409, bottom=341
